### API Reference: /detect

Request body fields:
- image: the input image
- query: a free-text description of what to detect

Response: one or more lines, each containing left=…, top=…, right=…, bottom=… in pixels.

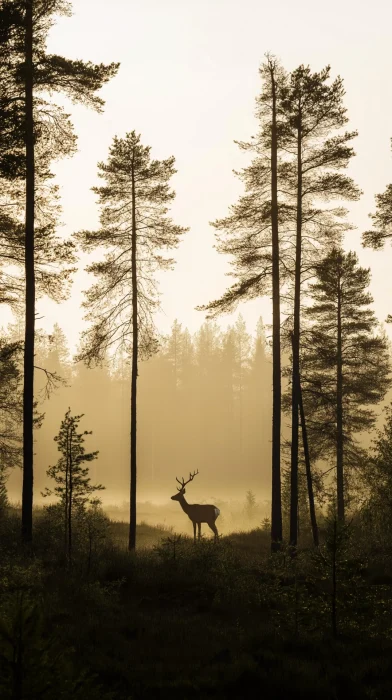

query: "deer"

left=171, top=470, right=220, bottom=542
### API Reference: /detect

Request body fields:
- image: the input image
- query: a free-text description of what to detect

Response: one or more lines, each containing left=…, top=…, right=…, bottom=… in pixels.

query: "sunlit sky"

left=2, top=0, right=392, bottom=351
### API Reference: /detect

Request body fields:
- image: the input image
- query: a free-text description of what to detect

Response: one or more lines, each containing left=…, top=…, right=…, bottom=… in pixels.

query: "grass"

left=1, top=511, right=392, bottom=698
left=108, top=519, right=174, bottom=548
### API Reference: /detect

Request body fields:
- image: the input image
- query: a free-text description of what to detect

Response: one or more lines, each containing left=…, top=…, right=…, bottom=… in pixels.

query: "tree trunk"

left=129, top=156, right=138, bottom=551
left=336, top=264, right=344, bottom=521
left=269, top=59, right=283, bottom=553
left=289, top=112, right=302, bottom=549
left=68, top=464, right=72, bottom=563
left=298, top=375, right=319, bottom=547
left=64, top=426, right=69, bottom=560
left=22, top=0, right=35, bottom=547
left=67, top=429, right=73, bottom=563
left=331, top=518, right=338, bottom=638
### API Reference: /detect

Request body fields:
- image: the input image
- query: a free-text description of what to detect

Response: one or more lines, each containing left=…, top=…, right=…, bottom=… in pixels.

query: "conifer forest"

left=2, top=1, right=392, bottom=697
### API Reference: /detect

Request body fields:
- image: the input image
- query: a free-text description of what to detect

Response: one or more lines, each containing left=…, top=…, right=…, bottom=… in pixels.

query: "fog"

left=6, top=313, right=278, bottom=531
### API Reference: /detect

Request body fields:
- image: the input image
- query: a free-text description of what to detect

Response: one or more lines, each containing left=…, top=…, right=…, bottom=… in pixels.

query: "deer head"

left=171, top=469, right=199, bottom=501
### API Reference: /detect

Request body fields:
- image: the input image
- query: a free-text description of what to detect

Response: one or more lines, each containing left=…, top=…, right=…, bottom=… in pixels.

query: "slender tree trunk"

left=298, top=374, right=319, bottom=547
left=129, top=157, right=138, bottom=551
left=336, top=265, right=344, bottom=521
left=68, top=432, right=73, bottom=563
left=290, top=113, right=302, bottom=549
left=269, top=60, right=283, bottom=553
left=331, top=518, right=338, bottom=638
left=68, top=465, right=72, bottom=563
left=239, top=355, right=243, bottom=470
left=64, top=426, right=69, bottom=560
left=22, top=0, right=35, bottom=546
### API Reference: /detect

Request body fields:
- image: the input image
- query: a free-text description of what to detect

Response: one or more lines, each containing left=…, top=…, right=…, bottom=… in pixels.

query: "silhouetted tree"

left=360, top=403, right=392, bottom=542
left=76, top=131, right=187, bottom=550
left=166, top=319, right=183, bottom=390
left=363, top=140, right=392, bottom=254
left=302, top=249, right=390, bottom=521
left=298, top=377, right=319, bottom=547
left=0, top=1, right=25, bottom=180
left=198, top=55, right=288, bottom=552
left=363, top=139, right=392, bottom=321
left=233, top=315, right=252, bottom=465
left=0, top=0, right=119, bottom=545
left=245, top=489, right=256, bottom=522
left=42, top=408, right=103, bottom=562
left=280, top=65, right=361, bottom=546
left=0, top=467, right=9, bottom=514
left=0, top=337, right=23, bottom=470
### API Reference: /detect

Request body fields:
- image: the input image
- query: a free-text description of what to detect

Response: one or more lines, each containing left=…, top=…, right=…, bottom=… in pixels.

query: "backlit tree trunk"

left=129, top=155, right=138, bottom=551
left=290, top=111, right=302, bottom=549
left=269, top=59, right=283, bottom=552
left=22, top=0, right=35, bottom=546
left=336, top=264, right=344, bottom=521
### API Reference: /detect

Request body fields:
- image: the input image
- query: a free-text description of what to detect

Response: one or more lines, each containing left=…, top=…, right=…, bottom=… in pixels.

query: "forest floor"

left=1, top=512, right=392, bottom=699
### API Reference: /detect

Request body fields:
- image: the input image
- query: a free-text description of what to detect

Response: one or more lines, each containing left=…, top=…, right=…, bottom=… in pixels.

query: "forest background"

left=2, top=0, right=392, bottom=527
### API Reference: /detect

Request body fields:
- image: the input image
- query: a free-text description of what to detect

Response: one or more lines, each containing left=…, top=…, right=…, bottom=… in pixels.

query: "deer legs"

left=171, top=472, right=220, bottom=544
left=192, top=522, right=203, bottom=542
left=208, top=522, right=219, bottom=542
left=194, top=521, right=219, bottom=543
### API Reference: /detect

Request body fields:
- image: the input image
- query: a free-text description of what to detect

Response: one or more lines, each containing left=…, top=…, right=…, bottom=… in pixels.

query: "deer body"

left=171, top=471, right=220, bottom=542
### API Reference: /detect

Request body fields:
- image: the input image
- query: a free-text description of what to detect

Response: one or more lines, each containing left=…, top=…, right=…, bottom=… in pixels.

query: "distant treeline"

left=4, top=314, right=279, bottom=500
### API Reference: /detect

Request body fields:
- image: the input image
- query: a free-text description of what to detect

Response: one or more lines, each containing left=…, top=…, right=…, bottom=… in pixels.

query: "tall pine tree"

left=302, top=248, right=390, bottom=521
left=0, top=0, right=119, bottom=544
left=198, top=55, right=288, bottom=551
left=76, top=131, right=188, bottom=550
left=279, top=65, right=361, bottom=546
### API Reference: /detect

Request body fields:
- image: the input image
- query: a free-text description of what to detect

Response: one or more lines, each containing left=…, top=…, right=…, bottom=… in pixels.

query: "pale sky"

left=2, top=0, right=392, bottom=351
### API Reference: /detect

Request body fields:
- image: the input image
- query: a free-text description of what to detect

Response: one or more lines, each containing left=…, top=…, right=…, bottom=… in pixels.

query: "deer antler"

left=175, top=469, right=199, bottom=491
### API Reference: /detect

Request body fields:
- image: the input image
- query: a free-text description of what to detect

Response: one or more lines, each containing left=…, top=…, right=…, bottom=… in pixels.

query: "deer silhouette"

left=171, top=470, right=220, bottom=542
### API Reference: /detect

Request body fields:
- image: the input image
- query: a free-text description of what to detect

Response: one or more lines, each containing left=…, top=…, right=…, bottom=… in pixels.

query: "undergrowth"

left=1, top=507, right=392, bottom=698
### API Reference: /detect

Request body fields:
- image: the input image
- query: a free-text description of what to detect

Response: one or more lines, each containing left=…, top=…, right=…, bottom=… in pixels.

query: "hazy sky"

left=2, top=0, right=392, bottom=351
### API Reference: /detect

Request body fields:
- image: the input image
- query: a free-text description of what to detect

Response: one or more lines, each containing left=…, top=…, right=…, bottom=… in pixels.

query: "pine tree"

left=0, top=467, right=9, bottom=514
left=233, top=315, right=252, bottom=467
left=362, top=140, right=392, bottom=322
left=0, top=2, right=25, bottom=180
left=302, top=248, right=390, bottom=521
left=361, top=403, right=392, bottom=542
left=0, top=0, right=119, bottom=545
left=198, top=55, right=288, bottom=552
left=279, top=65, right=361, bottom=546
left=0, top=336, right=23, bottom=470
left=166, top=319, right=183, bottom=390
left=363, top=139, right=392, bottom=253
left=42, top=408, right=103, bottom=562
left=76, top=131, right=187, bottom=550
left=245, top=489, right=257, bottom=522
